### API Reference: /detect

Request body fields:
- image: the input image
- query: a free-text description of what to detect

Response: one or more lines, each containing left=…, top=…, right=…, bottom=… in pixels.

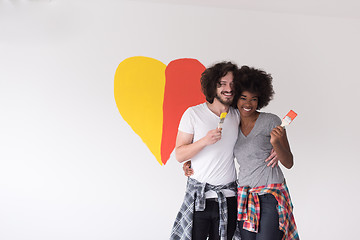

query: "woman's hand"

left=183, top=161, right=194, bottom=177
left=265, top=149, right=279, bottom=168
left=270, top=126, right=294, bottom=169
left=270, top=126, right=285, bottom=146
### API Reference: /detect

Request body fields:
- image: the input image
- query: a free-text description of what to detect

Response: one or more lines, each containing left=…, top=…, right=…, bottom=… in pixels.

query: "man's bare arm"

left=175, top=128, right=222, bottom=163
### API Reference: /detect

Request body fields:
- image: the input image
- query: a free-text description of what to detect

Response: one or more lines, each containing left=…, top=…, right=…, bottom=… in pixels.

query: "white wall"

left=1, top=0, right=359, bottom=239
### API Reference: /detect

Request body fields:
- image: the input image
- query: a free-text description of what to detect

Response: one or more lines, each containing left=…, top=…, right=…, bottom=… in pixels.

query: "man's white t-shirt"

left=178, top=103, right=240, bottom=198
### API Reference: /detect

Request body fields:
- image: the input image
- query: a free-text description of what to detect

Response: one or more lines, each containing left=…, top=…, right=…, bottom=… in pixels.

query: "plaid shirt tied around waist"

left=170, top=177, right=237, bottom=240
left=237, top=182, right=299, bottom=240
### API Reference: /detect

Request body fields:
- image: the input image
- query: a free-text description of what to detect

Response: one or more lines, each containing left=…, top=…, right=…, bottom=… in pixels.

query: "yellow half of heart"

left=114, top=56, right=166, bottom=165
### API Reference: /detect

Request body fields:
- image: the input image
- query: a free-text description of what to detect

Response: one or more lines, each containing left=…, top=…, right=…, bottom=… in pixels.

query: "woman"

left=234, top=65, right=299, bottom=240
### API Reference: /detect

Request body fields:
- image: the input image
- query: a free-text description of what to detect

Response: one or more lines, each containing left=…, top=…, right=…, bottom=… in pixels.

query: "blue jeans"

left=238, top=194, right=284, bottom=240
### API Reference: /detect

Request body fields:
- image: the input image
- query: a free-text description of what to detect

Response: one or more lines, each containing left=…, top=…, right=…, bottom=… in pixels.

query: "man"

left=170, top=62, right=240, bottom=240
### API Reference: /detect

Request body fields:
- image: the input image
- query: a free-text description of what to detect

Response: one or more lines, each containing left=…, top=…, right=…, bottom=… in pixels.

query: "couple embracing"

left=170, top=62, right=299, bottom=240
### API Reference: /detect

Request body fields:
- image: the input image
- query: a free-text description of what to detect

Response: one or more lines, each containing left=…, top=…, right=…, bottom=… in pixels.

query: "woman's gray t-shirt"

left=234, top=112, right=285, bottom=188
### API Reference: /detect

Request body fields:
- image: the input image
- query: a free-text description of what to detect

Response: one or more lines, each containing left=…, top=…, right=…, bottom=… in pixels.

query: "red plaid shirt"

left=237, top=182, right=299, bottom=240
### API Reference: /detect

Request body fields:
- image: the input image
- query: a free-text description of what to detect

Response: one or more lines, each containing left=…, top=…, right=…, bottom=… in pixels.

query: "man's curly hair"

left=233, top=66, right=274, bottom=110
left=200, top=61, right=238, bottom=104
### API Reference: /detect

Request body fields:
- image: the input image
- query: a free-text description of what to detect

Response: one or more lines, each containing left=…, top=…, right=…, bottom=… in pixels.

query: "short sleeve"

left=178, top=108, right=194, bottom=134
left=268, top=113, right=282, bottom=131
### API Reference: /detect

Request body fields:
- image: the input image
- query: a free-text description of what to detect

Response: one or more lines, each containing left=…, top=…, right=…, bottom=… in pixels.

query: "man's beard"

left=215, top=93, right=232, bottom=106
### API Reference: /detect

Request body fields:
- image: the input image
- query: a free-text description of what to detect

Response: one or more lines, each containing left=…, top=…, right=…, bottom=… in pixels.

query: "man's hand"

left=203, top=128, right=222, bottom=146
left=175, top=128, right=221, bottom=163
left=183, top=161, right=194, bottom=177
left=265, top=149, right=279, bottom=168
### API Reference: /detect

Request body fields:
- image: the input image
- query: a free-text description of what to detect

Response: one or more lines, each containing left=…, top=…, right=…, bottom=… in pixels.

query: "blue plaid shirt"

left=170, top=178, right=237, bottom=240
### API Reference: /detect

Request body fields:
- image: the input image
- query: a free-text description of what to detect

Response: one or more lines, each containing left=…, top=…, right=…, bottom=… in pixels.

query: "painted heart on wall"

left=114, top=56, right=205, bottom=165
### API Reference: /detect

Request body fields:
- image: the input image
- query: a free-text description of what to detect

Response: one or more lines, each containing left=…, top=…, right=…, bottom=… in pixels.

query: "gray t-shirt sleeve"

left=268, top=114, right=282, bottom=132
